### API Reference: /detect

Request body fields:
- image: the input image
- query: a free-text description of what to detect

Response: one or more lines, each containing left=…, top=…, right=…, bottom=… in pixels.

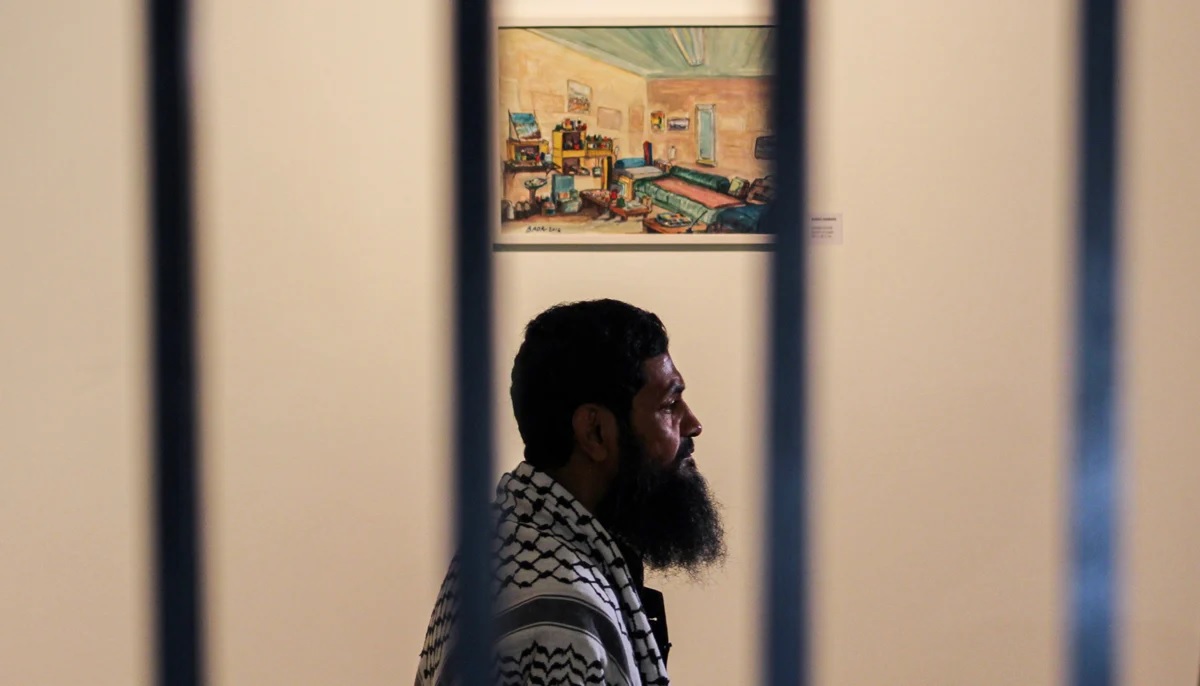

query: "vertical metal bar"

left=147, top=0, right=204, bottom=684
left=452, top=0, right=494, bottom=683
left=766, top=0, right=808, bottom=684
left=1072, top=0, right=1121, bottom=684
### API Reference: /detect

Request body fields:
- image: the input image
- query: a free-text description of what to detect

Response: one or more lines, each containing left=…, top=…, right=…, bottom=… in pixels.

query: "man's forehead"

left=642, top=354, right=683, bottom=390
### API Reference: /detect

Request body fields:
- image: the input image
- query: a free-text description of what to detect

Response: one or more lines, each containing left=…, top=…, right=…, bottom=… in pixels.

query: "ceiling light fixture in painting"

left=669, top=27, right=706, bottom=67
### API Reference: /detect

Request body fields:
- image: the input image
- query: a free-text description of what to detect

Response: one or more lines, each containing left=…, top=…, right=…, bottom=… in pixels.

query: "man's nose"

left=684, top=404, right=702, bottom=437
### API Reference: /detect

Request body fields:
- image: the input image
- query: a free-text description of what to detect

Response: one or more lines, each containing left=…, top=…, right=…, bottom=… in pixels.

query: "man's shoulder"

left=494, top=570, right=611, bottom=610
left=494, top=515, right=599, bottom=568
left=493, top=519, right=620, bottom=614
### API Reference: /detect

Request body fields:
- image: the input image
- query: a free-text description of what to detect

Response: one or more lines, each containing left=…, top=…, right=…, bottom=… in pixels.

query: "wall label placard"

left=808, top=214, right=843, bottom=245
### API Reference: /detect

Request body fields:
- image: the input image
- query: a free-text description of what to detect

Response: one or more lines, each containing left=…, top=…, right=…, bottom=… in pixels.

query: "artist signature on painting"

left=525, top=225, right=562, bottom=233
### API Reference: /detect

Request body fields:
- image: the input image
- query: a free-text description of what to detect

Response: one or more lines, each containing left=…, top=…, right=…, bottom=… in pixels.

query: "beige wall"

left=806, top=1, right=1073, bottom=682
left=647, top=77, right=772, bottom=181
left=1123, top=1, right=1200, bottom=683
left=193, top=0, right=453, bottom=683
left=498, top=29, right=648, bottom=202
left=0, top=1, right=149, bottom=685
left=6, top=0, right=1200, bottom=685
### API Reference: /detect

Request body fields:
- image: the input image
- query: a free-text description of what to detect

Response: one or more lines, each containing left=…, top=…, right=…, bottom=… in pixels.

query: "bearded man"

left=416, top=299, right=726, bottom=686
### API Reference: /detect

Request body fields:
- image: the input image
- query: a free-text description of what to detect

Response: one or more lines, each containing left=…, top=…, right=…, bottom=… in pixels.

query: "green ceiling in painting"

left=526, top=27, right=773, bottom=79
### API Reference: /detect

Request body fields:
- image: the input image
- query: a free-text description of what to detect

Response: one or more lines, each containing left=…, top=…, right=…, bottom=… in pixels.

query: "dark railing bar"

left=765, top=1, right=809, bottom=685
left=147, top=0, right=205, bottom=683
left=452, top=0, right=496, bottom=683
left=1071, top=0, right=1121, bottom=684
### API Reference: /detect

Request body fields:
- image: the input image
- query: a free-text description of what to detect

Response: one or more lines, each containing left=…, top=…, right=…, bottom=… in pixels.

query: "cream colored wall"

left=193, top=0, right=453, bottom=683
left=5, top=1, right=1199, bottom=685
left=647, top=77, right=772, bottom=181
left=806, top=2, right=1074, bottom=682
left=1123, top=1, right=1200, bottom=683
left=498, top=29, right=648, bottom=203
left=0, top=1, right=150, bottom=685
left=499, top=2, right=1074, bottom=683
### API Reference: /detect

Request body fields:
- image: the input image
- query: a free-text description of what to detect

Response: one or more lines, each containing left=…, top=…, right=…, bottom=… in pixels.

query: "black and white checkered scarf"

left=416, top=462, right=670, bottom=686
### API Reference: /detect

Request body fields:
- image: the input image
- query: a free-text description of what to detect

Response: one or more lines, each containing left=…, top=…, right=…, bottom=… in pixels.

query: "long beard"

left=595, top=430, right=726, bottom=576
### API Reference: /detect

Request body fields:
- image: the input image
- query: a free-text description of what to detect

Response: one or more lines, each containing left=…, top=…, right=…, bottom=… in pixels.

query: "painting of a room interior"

left=499, top=26, right=775, bottom=236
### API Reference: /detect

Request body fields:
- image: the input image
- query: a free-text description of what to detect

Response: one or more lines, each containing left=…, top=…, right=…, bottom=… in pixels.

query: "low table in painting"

left=608, top=203, right=650, bottom=222
left=642, top=215, right=696, bottom=234
left=580, top=189, right=612, bottom=212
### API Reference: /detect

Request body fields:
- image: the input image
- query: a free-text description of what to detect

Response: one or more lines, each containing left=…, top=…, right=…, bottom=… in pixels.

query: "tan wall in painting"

left=647, top=77, right=771, bottom=182
left=497, top=29, right=649, bottom=203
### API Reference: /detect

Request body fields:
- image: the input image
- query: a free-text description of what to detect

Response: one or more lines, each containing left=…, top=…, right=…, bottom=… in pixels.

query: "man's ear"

left=571, top=403, right=619, bottom=464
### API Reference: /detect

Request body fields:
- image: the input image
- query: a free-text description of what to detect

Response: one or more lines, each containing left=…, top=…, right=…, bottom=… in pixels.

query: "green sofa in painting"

left=632, top=166, right=744, bottom=225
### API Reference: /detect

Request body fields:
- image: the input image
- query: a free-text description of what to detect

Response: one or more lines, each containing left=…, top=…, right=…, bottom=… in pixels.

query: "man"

left=416, top=299, right=726, bottom=685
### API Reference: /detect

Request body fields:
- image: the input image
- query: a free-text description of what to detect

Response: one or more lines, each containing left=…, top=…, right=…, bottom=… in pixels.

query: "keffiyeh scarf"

left=416, top=462, right=670, bottom=685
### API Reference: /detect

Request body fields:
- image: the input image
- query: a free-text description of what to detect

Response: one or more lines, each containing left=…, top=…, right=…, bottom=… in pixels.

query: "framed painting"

left=493, top=11, right=823, bottom=247
left=667, top=117, right=690, bottom=131
left=566, top=80, right=592, bottom=114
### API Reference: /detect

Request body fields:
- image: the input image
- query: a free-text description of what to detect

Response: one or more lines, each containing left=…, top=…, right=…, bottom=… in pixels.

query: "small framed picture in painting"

left=567, top=80, right=591, bottom=113
left=667, top=117, right=690, bottom=131
left=651, top=111, right=665, bottom=132
left=754, top=135, right=776, bottom=160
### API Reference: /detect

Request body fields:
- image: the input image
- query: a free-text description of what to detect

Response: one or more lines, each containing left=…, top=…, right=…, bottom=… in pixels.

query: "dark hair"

left=510, top=299, right=669, bottom=470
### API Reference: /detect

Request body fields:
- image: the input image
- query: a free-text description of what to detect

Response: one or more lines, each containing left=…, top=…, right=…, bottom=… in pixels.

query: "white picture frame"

left=492, top=7, right=787, bottom=247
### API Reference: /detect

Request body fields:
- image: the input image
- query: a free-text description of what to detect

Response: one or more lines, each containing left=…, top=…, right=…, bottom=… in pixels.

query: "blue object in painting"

left=713, top=203, right=771, bottom=233
left=614, top=157, right=650, bottom=170
left=508, top=111, right=540, bottom=139
left=668, top=165, right=731, bottom=194
left=550, top=174, right=581, bottom=214
left=551, top=174, right=575, bottom=195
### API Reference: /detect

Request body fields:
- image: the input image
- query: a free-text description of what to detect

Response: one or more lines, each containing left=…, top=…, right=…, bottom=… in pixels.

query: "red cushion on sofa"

left=652, top=177, right=744, bottom=209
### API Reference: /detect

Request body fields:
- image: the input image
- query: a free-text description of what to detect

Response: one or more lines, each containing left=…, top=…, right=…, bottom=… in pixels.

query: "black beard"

left=594, top=427, right=726, bottom=576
